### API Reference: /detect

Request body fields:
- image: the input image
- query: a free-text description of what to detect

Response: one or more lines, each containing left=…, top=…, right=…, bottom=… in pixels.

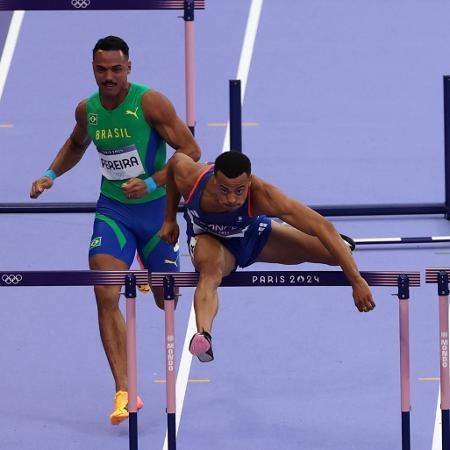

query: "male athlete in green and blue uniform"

left=30, top=36, right=200, bottom=424
left=86, top=82, right=180, bottom=272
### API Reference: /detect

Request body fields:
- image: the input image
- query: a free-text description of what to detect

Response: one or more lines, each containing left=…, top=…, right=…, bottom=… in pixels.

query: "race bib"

left=186, top=209, right=248, bottom=238
left=97, top=145, right=145, bottom=180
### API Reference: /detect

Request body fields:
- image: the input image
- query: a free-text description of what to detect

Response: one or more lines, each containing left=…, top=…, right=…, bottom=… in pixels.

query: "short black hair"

left=214, top=151, right=251, bottom=178
left=93, top=36, right=129, bottom=59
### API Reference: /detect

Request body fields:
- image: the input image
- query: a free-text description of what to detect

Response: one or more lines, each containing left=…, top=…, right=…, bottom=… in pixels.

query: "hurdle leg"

left=163, top=275, right=177, bottom=450
left=125, top=274, right=138, bottom=450
left=184, top=0, right=196, bottom=136
left=398, top=275, right=411, bottom=450
left=229, top=79, right=242, bottom=152
left=438, top=272, right=450, bottom=448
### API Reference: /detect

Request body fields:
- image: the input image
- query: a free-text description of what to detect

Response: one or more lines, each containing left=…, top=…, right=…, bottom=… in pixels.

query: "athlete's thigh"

left=89, top=245, right=131, bottom=307
left=89, top=215, right=137, bottom=267
left=190, top=234, right=236, bottom=277
left=256, top=220, right=335, bottom=265
left=132, top=197, right=180, bottom=273
left=139, top=238, right=180, bottom=272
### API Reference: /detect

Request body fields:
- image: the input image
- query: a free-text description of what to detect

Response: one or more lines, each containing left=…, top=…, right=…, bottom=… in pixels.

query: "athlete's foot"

left=137, top=284, right=151, bottom=294
left=189, top=331, right=214, bottom=362
left=109, top=390, right=144, bottom=425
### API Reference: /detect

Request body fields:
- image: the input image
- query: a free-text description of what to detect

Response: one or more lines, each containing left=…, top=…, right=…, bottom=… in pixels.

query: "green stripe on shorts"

left=95, top=213, right=127, bottom=250
left=142, top=233, right=161, bottom=260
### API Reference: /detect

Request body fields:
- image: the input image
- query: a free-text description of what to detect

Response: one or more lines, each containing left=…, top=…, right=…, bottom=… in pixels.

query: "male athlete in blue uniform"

left=30, top=36, right=201, bottom=423
left=160, top=151, right=375, bottom=363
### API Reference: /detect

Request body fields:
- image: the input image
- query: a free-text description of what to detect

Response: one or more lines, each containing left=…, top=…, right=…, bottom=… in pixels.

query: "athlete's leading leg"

left=188, top=234, right=236, bottom=361
left=256, top=220, right=349, bottom=265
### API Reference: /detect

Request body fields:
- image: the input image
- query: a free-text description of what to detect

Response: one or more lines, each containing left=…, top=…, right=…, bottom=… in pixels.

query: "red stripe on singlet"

left=185, top=164, right=215, bottom=205
left=247, top=185, right=253, bottom=217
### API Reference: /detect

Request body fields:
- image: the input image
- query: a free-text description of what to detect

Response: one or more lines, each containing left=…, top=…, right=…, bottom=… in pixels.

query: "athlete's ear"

left=127, top=60, right=132, bottom=73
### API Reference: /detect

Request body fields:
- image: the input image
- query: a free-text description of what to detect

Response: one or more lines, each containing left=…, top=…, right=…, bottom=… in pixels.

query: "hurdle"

left=0, top=269, right=419, bottom=449
left=228, top=77, right=450, bottom=219
left=354, top=236, right=450, bottom=246
left=425, top=268, right=450, bottom=449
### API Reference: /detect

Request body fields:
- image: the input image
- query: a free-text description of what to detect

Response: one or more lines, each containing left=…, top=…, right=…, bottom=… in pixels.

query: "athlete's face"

left=92, top=50, right=130, bottom=98
left=214, top=171, right=251, bottom=211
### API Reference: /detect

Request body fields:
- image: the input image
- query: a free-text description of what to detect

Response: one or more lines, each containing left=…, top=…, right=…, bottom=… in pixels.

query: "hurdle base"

left=401, top=411, right=410, bottom=450
left=167, top=412, right=176, bottom=450
left=443, top=409, right=450, bottom=449
left=129, top=412, right=138, bottom=450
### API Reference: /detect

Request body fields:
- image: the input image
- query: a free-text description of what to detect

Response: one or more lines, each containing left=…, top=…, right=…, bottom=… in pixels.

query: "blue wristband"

left=145, top=176, right=157, bottom=192
left=43, top=169, right=57, bottom=180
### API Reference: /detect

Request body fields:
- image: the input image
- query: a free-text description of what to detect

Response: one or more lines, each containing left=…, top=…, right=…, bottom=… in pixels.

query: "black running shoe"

left=340, top=234, right=356, bottom=252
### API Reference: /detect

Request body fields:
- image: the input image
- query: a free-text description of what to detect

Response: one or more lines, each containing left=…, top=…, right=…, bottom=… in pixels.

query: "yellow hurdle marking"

left=154, top=379, right=210, bottom=384
left=418, top=377, right=440, bottom=381
left=208, top=122, right=258, bottom=127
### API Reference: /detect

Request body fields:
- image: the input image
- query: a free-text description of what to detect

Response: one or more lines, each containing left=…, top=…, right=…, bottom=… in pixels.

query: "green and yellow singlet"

left=86, top=83, right=166, bottom=204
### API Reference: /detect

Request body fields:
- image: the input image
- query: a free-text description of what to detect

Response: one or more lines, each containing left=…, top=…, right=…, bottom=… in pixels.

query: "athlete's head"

left=213, top=151, right=252, bottom=211
left=93, top=36, right=129, bottom=58
left=92, top=36, right=131, bottom=98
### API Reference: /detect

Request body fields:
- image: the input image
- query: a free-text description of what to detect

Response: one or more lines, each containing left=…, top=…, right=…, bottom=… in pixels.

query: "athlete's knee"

left=94, top=285, right=121, bottom=312
left=153, top=288, right=165, bottom=310
left=195, top=244, right=229, bottom=274
left=197, top=267, right=224, bottom=289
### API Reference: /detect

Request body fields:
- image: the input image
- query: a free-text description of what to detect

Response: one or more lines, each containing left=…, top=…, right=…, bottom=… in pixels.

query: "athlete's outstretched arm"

left=30, top=101, right=91, bottom=198
left=251, top=177, right=375, bottom=311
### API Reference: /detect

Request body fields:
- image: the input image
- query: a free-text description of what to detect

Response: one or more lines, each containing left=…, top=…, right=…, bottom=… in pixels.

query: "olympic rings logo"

left=71, top=0, right=91, bottom=9
left=1, top=274, right=23, bottom=285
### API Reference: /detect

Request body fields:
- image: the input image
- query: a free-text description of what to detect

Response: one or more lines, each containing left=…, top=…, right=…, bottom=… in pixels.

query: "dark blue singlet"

left=184, top=166, right=272, bottom=268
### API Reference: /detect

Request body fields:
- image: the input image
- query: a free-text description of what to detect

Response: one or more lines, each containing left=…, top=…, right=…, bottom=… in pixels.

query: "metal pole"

left=125, top=274, right=138, bottom=450
left=443, top=76, right=450, bottom=219
left=398, top=274, right=411, bottom=450
left=229, top=79, right=242, bottom=152
left=164, top=275, right=177, bottom=450
left=438, top=271, right=450, bottom=448
left=184, top=0, right=195, bottom=136
left=354, top=236, right=450, bottom=246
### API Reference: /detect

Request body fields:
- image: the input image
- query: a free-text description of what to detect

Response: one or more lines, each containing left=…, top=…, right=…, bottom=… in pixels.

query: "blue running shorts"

left=187, top=216, right=272, bottom=269
left=89, top=194, right=179, bottom=272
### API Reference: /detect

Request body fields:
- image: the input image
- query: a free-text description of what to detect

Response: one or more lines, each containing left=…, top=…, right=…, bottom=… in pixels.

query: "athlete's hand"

left=30, top=176, right=54, bottom=199
left=352, top=277, right=376, bottom=313
left=159, top=220, right=179, bottom=246
left=122, top=178, right=148, bottom=199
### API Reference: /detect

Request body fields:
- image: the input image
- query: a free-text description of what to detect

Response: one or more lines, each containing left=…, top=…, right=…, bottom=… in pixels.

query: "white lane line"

left=221, top=0, right=264, bottom=153
left=432, top=325, right=450, bottom=449
left=0, top=11, right=25, bottom=103
left=162, top=2, right=264, bottom=448
left=432, top=389, right=442, bottom=450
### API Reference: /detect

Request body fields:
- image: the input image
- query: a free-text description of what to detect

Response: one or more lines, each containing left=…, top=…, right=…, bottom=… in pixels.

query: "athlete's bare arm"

left=30, top=101, right=91, bottom=198
left=159, top=154, right=205, bottom=246
left=121, top=90, right=201, bottom=199
left=142, top=90, right=200, bottom=183
left=251, top=176, right=375, bottom=309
